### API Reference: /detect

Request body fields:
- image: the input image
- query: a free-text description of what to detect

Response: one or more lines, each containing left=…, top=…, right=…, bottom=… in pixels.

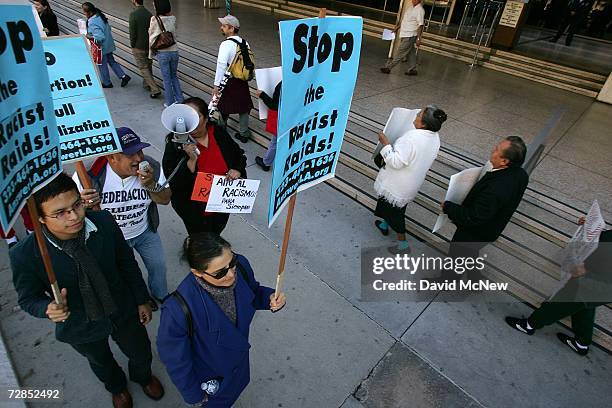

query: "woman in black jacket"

left=162, top=97, right=247, bottom=235
left=33, top=0, right=60, bottom=36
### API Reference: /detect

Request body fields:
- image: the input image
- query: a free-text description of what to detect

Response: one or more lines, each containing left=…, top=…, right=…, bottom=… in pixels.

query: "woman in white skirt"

left=374, top=105, right=447, bottom=253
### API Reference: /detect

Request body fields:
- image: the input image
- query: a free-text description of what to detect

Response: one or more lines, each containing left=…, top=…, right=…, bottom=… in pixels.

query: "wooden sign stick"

left=273, top=7, right=327, bottom=300
left=26, top=197, right=62, bottom=304
left=75, top=161, right=101, bottom=211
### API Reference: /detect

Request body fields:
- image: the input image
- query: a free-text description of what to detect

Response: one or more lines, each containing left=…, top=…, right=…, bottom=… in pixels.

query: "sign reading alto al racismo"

left=268, top=16, right=363, bottom=226
left=0, top=0, right=62, bottom=231
left=43, top=35, right=121, bottom=162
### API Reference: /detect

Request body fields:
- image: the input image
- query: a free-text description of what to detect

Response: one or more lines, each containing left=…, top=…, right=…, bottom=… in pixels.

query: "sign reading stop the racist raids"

left=0, top=1, right=62, bottom=231
left=43, top=35, right=121, bottom=162
left=268, top=16, right=363, bottom=226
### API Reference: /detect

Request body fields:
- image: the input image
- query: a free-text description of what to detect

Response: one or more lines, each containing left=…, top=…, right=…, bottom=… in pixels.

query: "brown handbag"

left=151, top=16, right=175, bottom=51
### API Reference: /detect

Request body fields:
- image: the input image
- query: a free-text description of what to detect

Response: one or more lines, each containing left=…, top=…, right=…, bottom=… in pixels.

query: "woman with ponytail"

left=374, top=105, right=447, bottom=253
left=157, top=233, right=286, bottom=407
left=82, top=2, right=131, bottom=88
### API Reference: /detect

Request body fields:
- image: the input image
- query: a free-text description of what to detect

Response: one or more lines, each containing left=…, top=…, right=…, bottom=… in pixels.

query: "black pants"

left=529, top=302, right=596, bottom=345
left=172, top=201, right=230, bottom=235
left=553, top=16, right=580, bottom=44
left=70, top=316, right=152, bottom=394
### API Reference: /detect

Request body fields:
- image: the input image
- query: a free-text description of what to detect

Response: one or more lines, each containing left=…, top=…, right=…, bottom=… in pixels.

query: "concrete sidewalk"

left=0, top=1, right=610, bottom=407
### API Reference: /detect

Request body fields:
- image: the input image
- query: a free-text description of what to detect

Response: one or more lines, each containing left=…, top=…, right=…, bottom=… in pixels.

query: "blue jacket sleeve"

left=157, top=301, right=206, bottom=405
left=88, top=18, right=106, bottom=44
left=10, top=247, right=52, bottom=319
left=238, top=256, right=274, bottom=310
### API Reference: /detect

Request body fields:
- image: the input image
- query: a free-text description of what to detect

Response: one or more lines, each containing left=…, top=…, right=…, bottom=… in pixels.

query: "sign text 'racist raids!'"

left=43, top=35, right=121, bottom=162
left=0, top=1, right=61, bottom=231
left=268, top=16, right=363, bottom=226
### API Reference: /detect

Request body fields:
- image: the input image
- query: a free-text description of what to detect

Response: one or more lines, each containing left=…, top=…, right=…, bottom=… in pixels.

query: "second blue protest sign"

left=43, top=35, right=121, bottom=162
left=268, top=16, right=363, bottom=226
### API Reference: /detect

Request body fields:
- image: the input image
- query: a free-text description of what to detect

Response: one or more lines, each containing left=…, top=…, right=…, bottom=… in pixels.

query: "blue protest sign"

left=43, top=35, right=121, bottom=162
left=0, top=1, right=62, bottom=231
left=268, top=17, right=362, bottom=226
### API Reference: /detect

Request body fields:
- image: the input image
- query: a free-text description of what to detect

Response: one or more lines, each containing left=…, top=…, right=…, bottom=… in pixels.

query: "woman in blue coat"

left=82, top=2, right=130, bottom=88
left=157, top=233, right=286, bottom=407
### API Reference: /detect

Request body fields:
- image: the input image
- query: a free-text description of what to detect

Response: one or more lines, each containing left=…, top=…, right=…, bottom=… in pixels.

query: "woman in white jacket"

left=374, top=105, right=447, bottom=253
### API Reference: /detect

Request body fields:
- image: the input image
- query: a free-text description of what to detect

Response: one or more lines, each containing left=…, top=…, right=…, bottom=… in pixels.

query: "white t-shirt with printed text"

left=73, top=163, right=166, bottom=240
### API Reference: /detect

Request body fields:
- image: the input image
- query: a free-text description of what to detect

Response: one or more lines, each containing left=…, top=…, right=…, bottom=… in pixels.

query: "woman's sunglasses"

left=202, top=253, right=237, bottom=280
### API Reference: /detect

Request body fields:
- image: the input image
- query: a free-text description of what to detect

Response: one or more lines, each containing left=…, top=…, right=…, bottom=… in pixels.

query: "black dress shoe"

left=557, top=333, right=589, bottom=356
left=380, top=67, right=391, bottom=74
left=121, top=75, right=131, bottom=87
left=255, top=156, right=270, bottom=171
left=150, top=91, right=161, bottom=99
left=235, top=133, right=249, bottom=143
left=405, top=69, right=418, bottom=76
left=505, top=316, right=534, bottom=335
left=102, top=83, right=114, bottom=88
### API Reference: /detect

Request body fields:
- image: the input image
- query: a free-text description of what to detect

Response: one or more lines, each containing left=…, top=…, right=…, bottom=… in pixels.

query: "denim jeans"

left=99, top=53, right=126, bottom=86
left=157, top=51, right=183, bottom=106
left=263, top=135, right=277, bottom=166
left=126, top=226, right=168, bottom=300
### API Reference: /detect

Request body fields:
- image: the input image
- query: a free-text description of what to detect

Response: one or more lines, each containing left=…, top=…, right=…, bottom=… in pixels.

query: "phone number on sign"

left=60, top=133, right=119, bottom=161
left=2, top=388, right=63, bottom=401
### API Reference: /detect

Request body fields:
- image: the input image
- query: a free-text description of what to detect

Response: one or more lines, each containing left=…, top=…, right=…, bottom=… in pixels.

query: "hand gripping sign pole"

left=273, top=7, right=328, bottom=300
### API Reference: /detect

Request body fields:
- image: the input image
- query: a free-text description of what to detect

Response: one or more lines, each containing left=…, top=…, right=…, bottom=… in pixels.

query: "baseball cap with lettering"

left=116, top=127, right=150, bottom=155
left=218, top=14, right=240, bottom=28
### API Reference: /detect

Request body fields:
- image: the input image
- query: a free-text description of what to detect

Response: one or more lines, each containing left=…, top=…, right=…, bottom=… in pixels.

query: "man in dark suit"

left=10, top=173, right=164, bottom=408
left=442, top=136, right=529, bottom=261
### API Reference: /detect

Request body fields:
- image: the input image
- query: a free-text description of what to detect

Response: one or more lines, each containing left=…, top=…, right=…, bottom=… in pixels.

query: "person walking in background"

left=33, top=0, right=59, bottom=36
left=129, top=0, right=161, bottom=98
left=442, top=136, right=529, bottom=260
left=380, top=0, right=425, bottom=76
left=149, top=0, right=183, bottom=107
left=254, top=81, right=281, bottom=171
left=374, top=106, right=447, bottom=253
left=82, top=2, right=131, bottom=89
left=214, top=15, right=254, bottom=143
left=549, top=0, right=594, bottom=45
left=10, top=173, right=164, bottom=408
left=506, top=225, right=612, bottom=356
left=162, top=97, right=247, bottom=235
left=74, top=128, right=172, bottom=310
left=157, top=233, right=286, bottom=407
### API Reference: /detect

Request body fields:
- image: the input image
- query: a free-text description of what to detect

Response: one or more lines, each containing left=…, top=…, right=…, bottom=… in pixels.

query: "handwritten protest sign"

left=559, top=200, right=606, bottom=274
left=255, top=66, right=282, bottom=120
left=268, top=16, right=363, bottom=226
left=0, top=1, right=62, bottom=231
left=43, top=35, right=121, bottom=162
left=206, top=176, right=260, bottom=213
left=191, top=172, right=215, bottom=202
left=372, top=107, right=419, bottom=158
left=432, top=167, right=482, bottom=233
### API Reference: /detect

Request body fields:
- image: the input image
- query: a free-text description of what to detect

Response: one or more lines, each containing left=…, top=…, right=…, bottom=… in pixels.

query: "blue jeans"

left=157, top=51, right=183, bottom=106
left=126, top=227, right=168, bottom=300
left=263, top=135, right=277, bottom=166
left=99, top=53, right=126, bottom=86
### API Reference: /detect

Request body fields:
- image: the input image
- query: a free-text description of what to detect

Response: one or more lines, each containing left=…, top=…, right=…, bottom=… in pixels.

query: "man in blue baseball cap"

left=75, top=127, right=172, bottom=309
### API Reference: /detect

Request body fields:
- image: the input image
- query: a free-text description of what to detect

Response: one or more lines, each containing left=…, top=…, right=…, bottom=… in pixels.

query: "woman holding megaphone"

left=162, top=97, right=247, bottom=235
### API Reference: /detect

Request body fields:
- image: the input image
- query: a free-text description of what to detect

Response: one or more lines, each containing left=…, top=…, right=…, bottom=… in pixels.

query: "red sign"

left=191, top=172, right=214, bottom=202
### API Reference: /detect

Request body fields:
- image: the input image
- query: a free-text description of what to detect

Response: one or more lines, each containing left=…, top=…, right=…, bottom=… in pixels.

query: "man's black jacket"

left=10, top=211, right=150, bottom=345
left=444, top=166, right=529, bottom=243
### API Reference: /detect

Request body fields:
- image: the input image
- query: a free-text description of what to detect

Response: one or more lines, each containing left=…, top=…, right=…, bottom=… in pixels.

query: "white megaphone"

left=161, top=103, right=201, bottom=150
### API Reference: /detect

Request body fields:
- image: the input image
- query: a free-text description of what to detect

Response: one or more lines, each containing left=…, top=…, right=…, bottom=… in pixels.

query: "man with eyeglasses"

left=74, top=127, right=172, bottom=310
left=10, top=173, right=165, bottom=408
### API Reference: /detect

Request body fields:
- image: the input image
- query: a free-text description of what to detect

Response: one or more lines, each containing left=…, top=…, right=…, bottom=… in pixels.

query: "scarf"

left=196, top=276, right=237, bottom=325
left=43, top=225, right=117, bottom=321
